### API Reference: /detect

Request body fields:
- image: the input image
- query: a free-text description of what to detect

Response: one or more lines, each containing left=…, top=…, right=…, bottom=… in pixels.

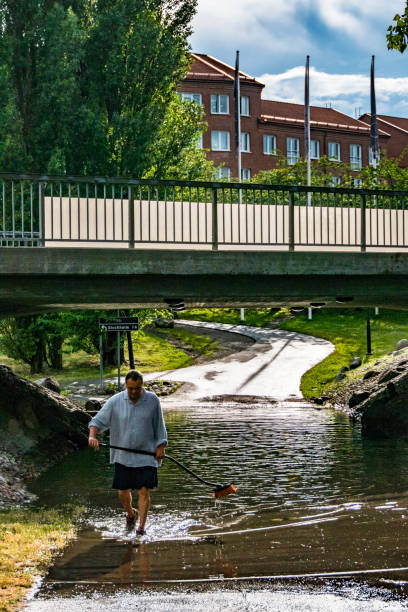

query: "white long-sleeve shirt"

left=88, top=389, right=167, bottom=468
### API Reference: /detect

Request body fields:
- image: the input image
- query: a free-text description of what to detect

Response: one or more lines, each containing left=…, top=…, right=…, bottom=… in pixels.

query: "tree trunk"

left=103, top=335, right=124, bottom=366
left=48, top=336, right=63, bottom=370
left=30, top=339, right=45, bottom=374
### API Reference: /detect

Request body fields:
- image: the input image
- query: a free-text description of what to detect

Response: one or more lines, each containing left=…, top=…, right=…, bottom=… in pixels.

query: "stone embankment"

left=0, top=365, right=90, bottom=506
left=322, top=348, right=408, bottom=439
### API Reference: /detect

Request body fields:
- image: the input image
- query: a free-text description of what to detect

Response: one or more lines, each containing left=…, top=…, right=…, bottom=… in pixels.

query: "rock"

left=84, top=399, right=102, bottom=413
left=357, top=373, right=408, bottom=438
left=396, top=339, right=408, bottom=351
left=363, top=370, right=377, bottom=380
left=154, top=318, right=174, bottom=328
left=313, top=397, right=324, bottom=405
left=349, top=357, right=362, bottom=370
left=335, top=365, right=349, bottom=382
left=41, top=377, right=61, bottom=394
left=0, top=365, right=89, bottom=464
left=348, top=391, right=370, bottom=408
left=378, top=369, right=399, bottom=384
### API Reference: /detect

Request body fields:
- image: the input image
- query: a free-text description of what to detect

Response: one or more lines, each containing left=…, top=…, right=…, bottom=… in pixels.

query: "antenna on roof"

left=355, top=106, right=362, bottom=118
left=325, top=101, right=332, bottom=108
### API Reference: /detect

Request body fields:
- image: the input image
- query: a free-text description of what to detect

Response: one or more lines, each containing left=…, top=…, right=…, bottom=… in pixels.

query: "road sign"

left=100, top=317, right=139, bottom=332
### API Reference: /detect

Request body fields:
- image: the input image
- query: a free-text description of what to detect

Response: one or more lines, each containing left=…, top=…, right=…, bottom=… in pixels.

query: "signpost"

left=99, top=317, right=139, bottom=391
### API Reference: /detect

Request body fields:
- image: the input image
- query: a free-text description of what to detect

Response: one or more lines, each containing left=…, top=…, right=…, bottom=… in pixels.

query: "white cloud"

left=190, top=0, right=311, bottom=57
left=258, top=66, right=408, bottom=117
left=190, top=0, right=406, bottom=75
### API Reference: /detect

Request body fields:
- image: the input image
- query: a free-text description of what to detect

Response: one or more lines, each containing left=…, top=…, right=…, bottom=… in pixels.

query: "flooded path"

left=26, top=323, right=408, bottom=610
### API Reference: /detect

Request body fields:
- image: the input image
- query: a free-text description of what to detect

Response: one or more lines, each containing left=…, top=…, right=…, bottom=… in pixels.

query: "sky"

left=190, top=0, right=408, bottom=118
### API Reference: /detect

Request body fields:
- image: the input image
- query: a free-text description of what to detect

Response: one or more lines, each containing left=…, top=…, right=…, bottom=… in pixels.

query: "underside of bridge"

left=1, top=248, right=408, bottom=316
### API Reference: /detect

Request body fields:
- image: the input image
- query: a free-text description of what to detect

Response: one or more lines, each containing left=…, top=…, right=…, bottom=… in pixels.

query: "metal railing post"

left=39, top=182, right=45, bottom=247
left=212, top=186, right=218, bottom=251
left=128, top=185, right=135, bottom=248
left=289, top=190, right=295, bottom=252
left=360, top=193, right=366, bottom=253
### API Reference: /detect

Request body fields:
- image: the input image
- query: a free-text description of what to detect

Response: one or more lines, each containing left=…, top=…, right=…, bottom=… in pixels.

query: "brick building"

left=359, top=114, right=408, bottom=167
left=178, top=53, right=391, bottom=180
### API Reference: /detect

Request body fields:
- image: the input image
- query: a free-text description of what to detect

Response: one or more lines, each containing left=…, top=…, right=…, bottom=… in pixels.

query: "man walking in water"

left=88, top=369, right=167, bottom=534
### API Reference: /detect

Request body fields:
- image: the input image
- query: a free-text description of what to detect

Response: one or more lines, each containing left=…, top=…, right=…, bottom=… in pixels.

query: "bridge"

left=1, top=172, right=408, bottom=315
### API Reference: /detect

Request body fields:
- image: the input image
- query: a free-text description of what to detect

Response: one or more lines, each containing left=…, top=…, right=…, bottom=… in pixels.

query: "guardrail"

left=1, top=172, right=408, bottom=251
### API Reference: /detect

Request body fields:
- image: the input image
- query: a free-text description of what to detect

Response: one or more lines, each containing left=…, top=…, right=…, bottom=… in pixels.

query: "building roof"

left=185, top=53, right=264, bottom=86
left=360, top=113, right=408, bottom=135
left=261, top=100, right=389, bottom=135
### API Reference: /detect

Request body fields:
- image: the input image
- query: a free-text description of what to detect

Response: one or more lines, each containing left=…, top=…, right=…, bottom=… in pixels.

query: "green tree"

left=252, top=154, right=408, bottom=191
left=0, top=314, right=65, bottom=374
left=387, top=3, right=408, bottom=52
left=0, top=0, right=201, bottom=177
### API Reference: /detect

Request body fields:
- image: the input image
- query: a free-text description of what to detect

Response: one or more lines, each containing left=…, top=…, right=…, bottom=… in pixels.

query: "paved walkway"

left=147, top=319, right=333, bottom=401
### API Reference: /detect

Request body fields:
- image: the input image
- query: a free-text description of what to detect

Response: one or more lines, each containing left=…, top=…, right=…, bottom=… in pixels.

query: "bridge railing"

left=1, top=172, right=408, bottom=250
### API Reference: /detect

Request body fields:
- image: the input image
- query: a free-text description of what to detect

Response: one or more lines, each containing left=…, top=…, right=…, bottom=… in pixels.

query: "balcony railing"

left=1, top=172, right=408, bottom=251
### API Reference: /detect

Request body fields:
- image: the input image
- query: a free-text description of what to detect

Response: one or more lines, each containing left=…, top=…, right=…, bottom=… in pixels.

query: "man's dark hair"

left=125, top=369, right=143, bottom=383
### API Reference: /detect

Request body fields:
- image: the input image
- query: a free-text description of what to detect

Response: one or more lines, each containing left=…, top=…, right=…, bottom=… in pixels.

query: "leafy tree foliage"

left=0, top=0, right=205, bottom=177
left=387, top=3, right=408, bottom=53
left=0, top=314, right=65, bottom=373
left=251, top=152, right=408, bottom=191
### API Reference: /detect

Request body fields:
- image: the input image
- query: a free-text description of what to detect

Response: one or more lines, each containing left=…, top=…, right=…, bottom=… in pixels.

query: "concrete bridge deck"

left=2, top=247, right=408, bottom=316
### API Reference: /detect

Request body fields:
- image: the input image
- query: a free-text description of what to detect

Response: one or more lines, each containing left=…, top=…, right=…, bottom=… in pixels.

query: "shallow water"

left=28, top=398, right=408, bottom=589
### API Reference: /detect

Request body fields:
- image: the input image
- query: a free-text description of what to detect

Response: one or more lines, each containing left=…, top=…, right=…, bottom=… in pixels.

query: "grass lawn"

left=0, top=507, right=81, bottom=612
left=182, top=307, right=290, bottom=327
left=280, top=308, right=408, bottom=398
left=0, top=330, right=195, bottom=382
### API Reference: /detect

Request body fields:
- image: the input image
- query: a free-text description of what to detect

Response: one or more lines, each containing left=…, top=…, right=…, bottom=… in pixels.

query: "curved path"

left=147, top=320, right=334, bottom=401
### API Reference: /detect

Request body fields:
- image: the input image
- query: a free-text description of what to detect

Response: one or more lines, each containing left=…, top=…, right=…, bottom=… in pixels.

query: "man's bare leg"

left=118, top=489, right=136, bottom=519
left=137, top=487, right=150, bottom=531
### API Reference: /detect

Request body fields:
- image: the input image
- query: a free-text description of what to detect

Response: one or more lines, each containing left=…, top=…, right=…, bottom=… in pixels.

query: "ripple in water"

left=87, top=508, right=209, bottom=543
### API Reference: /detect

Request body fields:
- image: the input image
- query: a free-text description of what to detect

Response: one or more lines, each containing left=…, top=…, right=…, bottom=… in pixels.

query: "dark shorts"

left=112, top=463, right=158, bottom=491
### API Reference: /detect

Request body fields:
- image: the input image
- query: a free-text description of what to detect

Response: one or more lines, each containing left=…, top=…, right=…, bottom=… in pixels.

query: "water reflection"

left=29, top=400, right=408, bottom=583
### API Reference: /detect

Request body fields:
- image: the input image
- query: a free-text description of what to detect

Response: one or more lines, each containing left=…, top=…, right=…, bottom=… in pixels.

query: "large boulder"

left=396, top=339, right=408, bottom=351
left=0, top=365, right=90, bottom=467
left=356, top=373, right=408, bottom=439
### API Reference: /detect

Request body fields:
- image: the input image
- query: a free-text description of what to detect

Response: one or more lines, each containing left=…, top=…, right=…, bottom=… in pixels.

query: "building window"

left=195, top=133, right=203, bottom=149
left=241, top=96, right=250, bottom=116
left=350, top=144, right=362, bottom=170
left=211, top=130, right=230, bottom=151
left=179, top=92, right=202, bottom=105
left=217, top=167, right=230, bottom=180
left=354, top=178, right=363, bottom=188
left=211, top=94, right=229, bottom=114
left=287, top=137, right=300, bottom=165
left=241, top=168, right=251, bottom=180
left=310, top=140, right=320, bottom=159
left=241, top=132, right=250, bottom=152
left=328, top=142, right=340, bottom=161
left=263, top=135, right=277, bottom=155
left=329, top=176, right=341, bottom=187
